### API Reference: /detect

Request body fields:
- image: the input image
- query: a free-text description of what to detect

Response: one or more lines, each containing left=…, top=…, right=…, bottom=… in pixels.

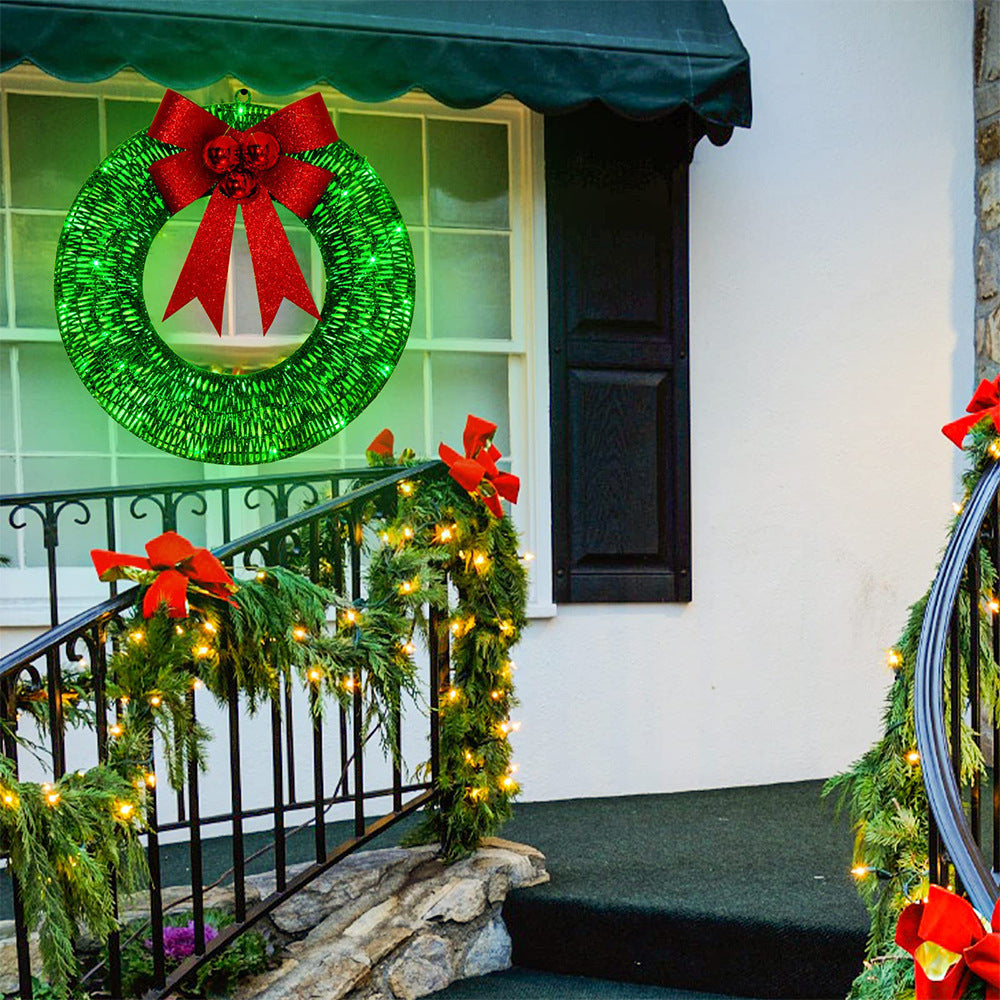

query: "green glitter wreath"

left=54, top=100, right=415, bottom=465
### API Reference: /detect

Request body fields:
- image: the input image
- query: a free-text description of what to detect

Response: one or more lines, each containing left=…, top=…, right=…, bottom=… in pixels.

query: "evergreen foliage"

left=824, top=426, right=1000, bottom=1000
left=362, top=463, right=528, bottom=860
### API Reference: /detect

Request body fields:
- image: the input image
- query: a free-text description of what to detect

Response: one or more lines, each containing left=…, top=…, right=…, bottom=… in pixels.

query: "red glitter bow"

left=439, top=415, right=520, bottom=518
left=942, top=375, right=1000, bottom=448
left=147, top=90, right=338, bottom=336
left=91, top=531, right=237, bottom=619
left=367, top=429, right=395, bottom=458
left=895, top=885, right=1000, bottom=999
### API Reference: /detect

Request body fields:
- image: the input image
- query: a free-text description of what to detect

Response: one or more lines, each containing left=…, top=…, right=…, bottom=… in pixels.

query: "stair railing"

left=915, top=459, right=1000, bottom=916
left=0, top=461, right=450, bottom=999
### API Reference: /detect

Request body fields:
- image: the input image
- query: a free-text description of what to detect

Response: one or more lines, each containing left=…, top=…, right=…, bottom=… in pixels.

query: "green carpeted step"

left=435, top=967, right=750, bottom=999
left=494, top=780, right=867, bottom=1000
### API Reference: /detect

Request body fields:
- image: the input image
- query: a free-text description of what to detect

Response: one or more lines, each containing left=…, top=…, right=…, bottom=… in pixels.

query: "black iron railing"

left=0, top=461, right=450, bottom=998
left=915, top=460, right=1000, bottom=916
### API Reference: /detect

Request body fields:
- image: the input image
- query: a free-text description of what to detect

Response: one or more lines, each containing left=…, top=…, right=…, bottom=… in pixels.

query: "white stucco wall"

left=511, top=0, right=977, bottom=802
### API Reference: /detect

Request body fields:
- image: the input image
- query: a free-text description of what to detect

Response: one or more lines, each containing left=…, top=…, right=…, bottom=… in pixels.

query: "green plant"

left=119, top=909, right=269, bottom=998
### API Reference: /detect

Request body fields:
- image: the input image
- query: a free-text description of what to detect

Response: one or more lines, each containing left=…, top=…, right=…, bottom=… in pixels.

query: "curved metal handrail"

left=915, top=459, right=1000, bottom=916
left=0, top=461, right=441, bottom=682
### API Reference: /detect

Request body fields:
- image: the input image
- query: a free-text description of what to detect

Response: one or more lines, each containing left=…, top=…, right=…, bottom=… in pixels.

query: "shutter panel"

left=546, top=106, right=692, bottom=603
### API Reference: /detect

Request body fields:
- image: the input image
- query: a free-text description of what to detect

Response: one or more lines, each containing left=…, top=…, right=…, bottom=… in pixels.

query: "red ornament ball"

left=242, top=131, right=280, bottom=171
left=202, top=134, right=241, bottom=174
left=218, top=168, right=259, bottom=201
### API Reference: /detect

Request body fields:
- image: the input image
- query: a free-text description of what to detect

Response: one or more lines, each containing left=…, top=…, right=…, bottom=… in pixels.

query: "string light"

left=851, top=865, right=870, bottom=880
left=43, top=785, right=60, bottom=807
left=399, top=580, right=415, bottom=594
left=437, top=525, right=453, bottom=543
left=344, top=609, right=358, bottom=625
left=1, top=788, right=19, bottom=809
left=120, top=696, right=130, bottom=705
left=116, top=801, right=134, bottom=819
left=473, top=553, right=486, bottom=567
left=398, top=480, right=414, bottom=496
left=490, top=690, right=501, bottom=700
left=148, top=694, right=162, bottom=707
left=194, top=645, right=211, bottom=658
left=905, top=749, right=921, bottom=766
left=402, top=525, right=414, bottom=540
left=401, top=642, right=416, bottom=655
left=202, top=621, right=217, bottom=634
left=989, top=438, right=1000, bottom=459
left=293, top=626, right=308, bottom=641
left=952, top=502, right=964, bottom=515
left=256, top=571, right=268, bottom=582
left=307, top=668, right=323, bottom=683
left=886, top=649, right=902, bottom=670
left=380, top=531, right=391, bottom=544
left=76, top=770, right=86, bottom=778
left=501, top=775, right=517, bottom=789
left=145, top=772, right=157, bottom=788
left=175, top=625, right=185, bottom=635
left=192, top=678, right=204, bottom=690
left=447, top=687, right=461, bottom=702
left=129, top=630, right=144, bottom=644
left=109, top=723, right=123, bottom=737
left=499, top=620, right=514, bottom=636
left=343, top=676, right=356, bottom=691
left=520, top=552, right=535, bottom=563
left=989, top=598, right=1000, bottom=615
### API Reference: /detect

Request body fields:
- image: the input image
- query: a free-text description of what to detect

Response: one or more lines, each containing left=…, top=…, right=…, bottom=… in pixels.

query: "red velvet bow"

left=439, top=415, right=520, bottom=518
left=91, top=531, right=237, bottom=619
left=147, top=90, right=338, bottom=336
left=942, top=376, right=1000, bottom=448
left=896, top=885, right=1000, bottom=999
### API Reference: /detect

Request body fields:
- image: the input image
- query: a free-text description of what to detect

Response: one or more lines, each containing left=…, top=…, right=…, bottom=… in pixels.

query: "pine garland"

left=360, top=462, right=528, bottom=860
left=824, top=425, right=1000, bottom=1000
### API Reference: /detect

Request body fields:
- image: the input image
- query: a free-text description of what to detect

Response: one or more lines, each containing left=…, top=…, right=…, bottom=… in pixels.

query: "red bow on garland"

left=895, top=885, right=1000, bottom=998
left=439, top=415, right=520, bottom=519
left=147, top=90, right=338, bottom=336
left=942, top=375, right=1000, bottom=448
left=367, top=429, right=395, bottom=459
left=91, top=531, right=237, bottom=619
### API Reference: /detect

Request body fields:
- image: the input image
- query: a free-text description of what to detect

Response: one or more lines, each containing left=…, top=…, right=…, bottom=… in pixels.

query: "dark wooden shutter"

left=546, top=106, right=692, bottom=603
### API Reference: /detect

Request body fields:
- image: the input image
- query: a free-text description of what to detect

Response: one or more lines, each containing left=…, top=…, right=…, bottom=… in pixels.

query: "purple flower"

left=146, top=921, right=218, bottom=962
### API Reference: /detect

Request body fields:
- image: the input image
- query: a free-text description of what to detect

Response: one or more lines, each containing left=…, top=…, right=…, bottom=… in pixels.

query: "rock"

left=420, top=878, right=486, bottom=924
left=0, top=932, right=41, bottom=995
left=459, top=913, right=512, bottom=980
left=981, top=162, right=1000, bottom=232
left=385, top=934, right=453, bottom=1000
left=977, top=79, right=1000, bottom=121
left=979, top=121, right=1000, bottom=166
left=978, top=239, right=999, bottom=300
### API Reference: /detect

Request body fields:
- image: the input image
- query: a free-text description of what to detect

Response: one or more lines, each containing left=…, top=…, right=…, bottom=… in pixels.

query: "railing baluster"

left=392, top=692, right=403, bottom=813
left=2, top=677, right=34, bottom=1000
left=146, top=757, right=165, bottom=988
left=104, top=496, right=118, bottom=597
left=334, top=512, right=349, bottom=797
left=350, top=508, right=364, bottom=836
left=284, top=677, right=296, bottom=804
left=222, top=488, right=232, bottom=545
left=428, top=596, right=450, bottom=790
left=966, top=551, right=981, bottom=846
left=312, top=684, right=326, bottom=862
left=226, top=669, right=247, bottom=921
left=106, top=871, right=122, bottom=998
left=186, top=687, right=205, bottom=955
left=271, top=692, right=287, bottom=891
left=949, top=603, right=961, bottom=786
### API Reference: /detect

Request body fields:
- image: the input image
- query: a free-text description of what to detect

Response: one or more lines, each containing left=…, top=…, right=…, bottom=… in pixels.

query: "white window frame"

left=0, top=65, right=555, bottom=620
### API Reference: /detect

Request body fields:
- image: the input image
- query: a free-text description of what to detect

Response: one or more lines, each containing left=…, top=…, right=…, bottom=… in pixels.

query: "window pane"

left=0, top=348, right=13, bottom=453
left=0, top=216, right=7, bottom=326
left=0, top=457, right=20, bottom=564
left=343, top=350, right=425, bottom=458
left=430, top=232, right=510, bottom=340
left=18, top=343, right=109, bottom=453
left=338, top=113, right=423, bottom=226
left=116, top=457, right=208, bottom=552
left=105, top=99, right=160, bottom=152
left=428, top=120, right=508, bottom=230
left=11, top=214, right=63, bottom=328
left=20, top=457, right=112, bottom=565
left=8, top=95, right=99, bottom=210
left=432, top=353, right=509, bottom=457
left=410, top=231, right=426, bottom=341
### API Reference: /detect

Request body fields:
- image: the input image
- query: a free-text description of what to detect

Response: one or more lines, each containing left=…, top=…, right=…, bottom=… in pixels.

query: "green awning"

left=1, top=1, right=750, bottom=132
